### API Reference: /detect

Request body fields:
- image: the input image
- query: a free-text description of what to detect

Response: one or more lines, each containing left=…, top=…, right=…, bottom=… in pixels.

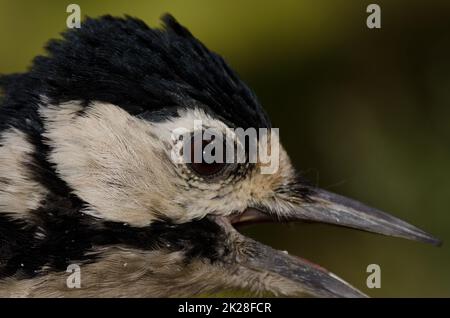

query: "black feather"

left=0, top=15, right=254, bottom=277
left=1, top=14, right=270, bottom=132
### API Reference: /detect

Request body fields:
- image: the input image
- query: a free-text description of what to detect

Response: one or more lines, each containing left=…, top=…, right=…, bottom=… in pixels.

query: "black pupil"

left=189, top=136, right=226, bottom=176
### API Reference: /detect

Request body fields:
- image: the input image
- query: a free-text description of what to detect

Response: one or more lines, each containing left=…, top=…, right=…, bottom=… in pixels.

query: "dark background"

left=0, top=0, right=449, bottom=297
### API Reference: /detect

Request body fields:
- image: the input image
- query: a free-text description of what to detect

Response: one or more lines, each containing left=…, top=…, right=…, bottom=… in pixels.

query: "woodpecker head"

left=0, top=15, right=440, bottom=297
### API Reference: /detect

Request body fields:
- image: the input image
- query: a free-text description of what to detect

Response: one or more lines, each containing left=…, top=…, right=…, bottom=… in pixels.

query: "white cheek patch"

left=39, top=101, right=239, bottom=226
left=38, top=100, right=296, bottom=226
left=0, top=128, right=47, bottom=218
left=39, top=101, right=184, bottom=226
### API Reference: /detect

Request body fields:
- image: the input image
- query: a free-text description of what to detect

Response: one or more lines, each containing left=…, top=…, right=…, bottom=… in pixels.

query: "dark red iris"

left=189, top=134, right=226, bottom=177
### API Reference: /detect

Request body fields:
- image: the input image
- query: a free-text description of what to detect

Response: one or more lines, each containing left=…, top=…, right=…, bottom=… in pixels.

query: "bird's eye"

left=188, top=133, right=227, bottom=177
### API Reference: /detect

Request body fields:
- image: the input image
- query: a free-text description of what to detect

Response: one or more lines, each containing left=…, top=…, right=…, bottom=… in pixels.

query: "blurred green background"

left=0, top=0, right=449, bottom=297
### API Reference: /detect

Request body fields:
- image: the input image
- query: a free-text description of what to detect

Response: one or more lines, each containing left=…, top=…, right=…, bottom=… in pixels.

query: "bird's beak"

left=225, top=186, right=441, bottom=297
left=232, top=186, right=441, bottom=246
left=221, top=216, right=368, bottom=297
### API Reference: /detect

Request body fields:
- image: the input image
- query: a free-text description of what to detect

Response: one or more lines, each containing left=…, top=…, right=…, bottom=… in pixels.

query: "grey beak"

left=234, top=187, right=441, bottom=246
left=220, top=217, right=368, bottom=298
left=287, top=187, right=441, bottom=246
left=227, top=186, right=440, bottom=297
left=240, top=234, right=368, bottom=298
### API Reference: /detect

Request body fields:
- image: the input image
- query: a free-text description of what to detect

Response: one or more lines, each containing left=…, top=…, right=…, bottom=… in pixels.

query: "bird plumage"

left=0, top=14, right=440, bottom=298
left=0, top=14, right=287, bottom=297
